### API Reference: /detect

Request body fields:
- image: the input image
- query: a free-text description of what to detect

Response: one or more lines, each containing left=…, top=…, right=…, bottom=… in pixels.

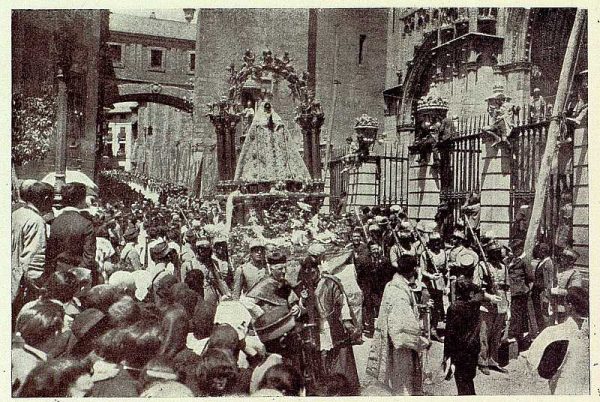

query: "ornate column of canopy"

left=206, top=97, right=241, bottom=182
left=295, top=91, right=325, bottom=179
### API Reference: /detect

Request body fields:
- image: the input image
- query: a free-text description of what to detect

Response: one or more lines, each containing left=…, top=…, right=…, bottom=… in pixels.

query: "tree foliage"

left=12, top=86, right=57, bottom=166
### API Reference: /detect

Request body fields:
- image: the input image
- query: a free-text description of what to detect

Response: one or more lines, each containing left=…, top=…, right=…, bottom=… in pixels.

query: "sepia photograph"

left=9, top=6, right=590, bottom=397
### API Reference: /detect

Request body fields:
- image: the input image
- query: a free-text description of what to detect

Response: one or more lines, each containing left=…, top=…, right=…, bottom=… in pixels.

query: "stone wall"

left=108, top=30, right=195, bottom=88
left=572, top=126, right=588, bottom=277
left=314, top=8, right=388, bottom=147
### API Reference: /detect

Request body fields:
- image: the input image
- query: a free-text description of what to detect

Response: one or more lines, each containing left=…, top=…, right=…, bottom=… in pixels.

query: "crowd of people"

left=11, top=172, right=589, bottom=397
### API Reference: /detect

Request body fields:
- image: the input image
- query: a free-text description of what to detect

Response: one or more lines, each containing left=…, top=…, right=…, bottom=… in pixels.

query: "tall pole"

left=323, top=24, right=340, bottom=193
left=522, top=9, right=586, bottom=264
left=54, top=66, right=68, bottom=203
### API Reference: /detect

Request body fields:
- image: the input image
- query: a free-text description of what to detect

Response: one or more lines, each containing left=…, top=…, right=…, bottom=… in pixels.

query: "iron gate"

left=509, top=120, right=572, bottom=251
left=438, top=116, right=484, bottom=237
left=329, top=147, right=350, bottom=214
left=376, top=142, right=409, bottom=210
left=328, top=143, right=409, bottom=213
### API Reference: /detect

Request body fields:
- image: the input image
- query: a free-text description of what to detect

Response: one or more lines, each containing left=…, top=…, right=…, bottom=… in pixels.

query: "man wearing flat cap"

left=148, top=241, right=175, bottom=283
left=232, top=239, right=269, bottom=300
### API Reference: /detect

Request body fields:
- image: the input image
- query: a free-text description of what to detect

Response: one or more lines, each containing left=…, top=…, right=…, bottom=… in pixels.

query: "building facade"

left=105, top=12, right=197, bottom=187
left=378, top=8, right=588, bottom=274
left=104, top=102, right=138, bottom=171
left=12, top=10, right=110, bottom=181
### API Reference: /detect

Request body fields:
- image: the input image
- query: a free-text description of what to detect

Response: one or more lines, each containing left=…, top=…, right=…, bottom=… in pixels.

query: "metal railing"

left=438, top=114, right=484, bottom=234
left=328, top=142, right=409, bottom=213
left=508, top=119, right=570, bottom=251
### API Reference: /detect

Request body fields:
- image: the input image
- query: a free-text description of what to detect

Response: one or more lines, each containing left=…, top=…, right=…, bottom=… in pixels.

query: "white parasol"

left=41, top=170, right=99, bottom=193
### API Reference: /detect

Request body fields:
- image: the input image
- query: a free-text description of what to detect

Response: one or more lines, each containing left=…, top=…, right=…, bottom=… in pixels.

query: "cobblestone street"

left=354, top=337, right=550, bottom=395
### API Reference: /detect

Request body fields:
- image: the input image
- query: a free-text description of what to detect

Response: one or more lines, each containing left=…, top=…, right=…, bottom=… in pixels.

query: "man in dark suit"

left=44, top=183, right=99, bottom=285
left=346, top=229, right=374, bottom=336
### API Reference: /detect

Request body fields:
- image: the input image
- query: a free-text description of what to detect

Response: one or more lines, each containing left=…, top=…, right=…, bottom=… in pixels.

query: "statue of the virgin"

left=233, top=101, right=311, bottom=183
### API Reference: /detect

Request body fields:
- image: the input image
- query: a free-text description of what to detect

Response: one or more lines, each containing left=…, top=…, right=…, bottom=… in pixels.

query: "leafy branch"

left=12, top=86, right=57, bottom=166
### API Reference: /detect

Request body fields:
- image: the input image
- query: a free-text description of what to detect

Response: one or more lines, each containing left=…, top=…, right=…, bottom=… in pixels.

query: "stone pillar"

left=496, top=8, right=507, bottom=37
left=54, top=67, right=68, bottom=202
left=125, top=125, right=132, bottom=172
left=572, top=126, right=588, bottom=279
left=297, top=104, right=325, bottom=180
left=215, top=124, right=225, bottom=181
left=479, top=140, right=511, bottom=245
left=311, top=128, right=322, bottom=179
left=407, top=152, right=440, bottom=226
left=225, top=125, right=237, bottom=180
left=207, top=100, right=241, bottom=184
left=302, top=129, right=313, bottom=176
left=347, top=162, right=378, bottom=210
left=468, top=8, right=478, bottom=33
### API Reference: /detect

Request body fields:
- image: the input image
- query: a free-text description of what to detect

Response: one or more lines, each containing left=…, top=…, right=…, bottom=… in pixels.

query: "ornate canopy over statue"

left=209, top=50, right=326, bottom=224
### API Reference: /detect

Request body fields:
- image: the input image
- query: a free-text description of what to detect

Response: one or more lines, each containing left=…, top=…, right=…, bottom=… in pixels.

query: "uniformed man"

left=473, top=241, right=509, bottom=375
left=418, top=232, right=447, bottom=341
left=232, top=239, right=269, bottom=300
left=447, top=229, right=479, bottom=278
left=213, top=236, right=234, bottom=289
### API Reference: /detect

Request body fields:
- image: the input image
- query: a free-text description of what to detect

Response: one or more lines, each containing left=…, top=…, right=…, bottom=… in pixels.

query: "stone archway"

left=397, top=33, right=438, bottom=129
left=102, top=81, right=198, bottom=190
left=105, top=82, right=193, bottom=113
